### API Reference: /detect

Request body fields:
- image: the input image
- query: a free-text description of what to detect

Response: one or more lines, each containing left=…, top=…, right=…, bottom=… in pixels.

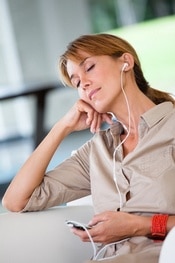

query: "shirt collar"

left=109, top=102, right=174, bottom=140
left=141, top=102, right=174, bottom=128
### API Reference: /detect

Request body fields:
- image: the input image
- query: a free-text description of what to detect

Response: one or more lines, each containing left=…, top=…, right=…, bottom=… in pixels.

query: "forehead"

left=66, top=51, right=92, bottom=76
left=67, top=50, right=92, bottom=65
left=66, top=60, right=79, bottom=78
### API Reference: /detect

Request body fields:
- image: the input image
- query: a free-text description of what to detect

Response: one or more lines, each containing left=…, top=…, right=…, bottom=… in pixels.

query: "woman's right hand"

left=61, top=99, right=113, bottom=134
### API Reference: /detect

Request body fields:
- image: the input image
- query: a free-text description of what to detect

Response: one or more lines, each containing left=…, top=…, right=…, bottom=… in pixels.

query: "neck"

left=114, top=87, right=156, bottom=134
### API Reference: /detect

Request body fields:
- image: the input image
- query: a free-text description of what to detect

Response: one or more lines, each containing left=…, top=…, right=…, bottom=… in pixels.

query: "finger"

left=102, top=113, right=113, bottom=125
left=90, top=112, right=102, bottom=133
left=71, top=228, right=92, bottom=242
left=77, top=100, right=107, bottom=133
left=95, top=113, right=103, bottom=132
left=88, top=212, right=109, bottom=226
left=86, top=110, right=94, bottom=126
left=77, top=101, right=95, bottom=126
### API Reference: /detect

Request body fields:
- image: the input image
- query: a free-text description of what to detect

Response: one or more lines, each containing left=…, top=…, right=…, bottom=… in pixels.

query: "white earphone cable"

left=70, top=66, right=132, bottom=261
left=112, top=66, right=131, bottom=209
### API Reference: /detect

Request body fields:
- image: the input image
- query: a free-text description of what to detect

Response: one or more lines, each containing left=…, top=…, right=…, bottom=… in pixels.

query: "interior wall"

left=7, top=0, right=92, bottom=83
left=0, top=0, right=92, bottom=138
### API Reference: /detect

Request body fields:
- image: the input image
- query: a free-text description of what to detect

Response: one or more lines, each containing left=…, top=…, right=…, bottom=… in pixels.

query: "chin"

left=93, top=99, right=111, bottom=114
left=94, top=104, right=109, bottom=114
left=93, top=105, right=104, bottom=113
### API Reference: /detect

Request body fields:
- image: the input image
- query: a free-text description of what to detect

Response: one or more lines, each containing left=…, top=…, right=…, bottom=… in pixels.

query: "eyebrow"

left=70, top=57, right=90, bottom=81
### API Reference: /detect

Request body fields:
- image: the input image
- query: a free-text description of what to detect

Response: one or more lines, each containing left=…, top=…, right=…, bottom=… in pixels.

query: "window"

left=88, top=0, right=175, bottom=33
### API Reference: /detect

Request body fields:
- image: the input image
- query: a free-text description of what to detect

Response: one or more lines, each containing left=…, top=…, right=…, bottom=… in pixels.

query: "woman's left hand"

left=71, top=211, right=151, bottom=244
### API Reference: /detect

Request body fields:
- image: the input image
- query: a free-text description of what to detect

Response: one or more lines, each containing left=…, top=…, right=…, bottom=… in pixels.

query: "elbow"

left=2, top=194, right=26, bottom=212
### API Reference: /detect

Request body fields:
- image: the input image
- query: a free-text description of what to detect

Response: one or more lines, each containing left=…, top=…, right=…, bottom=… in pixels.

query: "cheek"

left=78, top=89, right=87, bottom=100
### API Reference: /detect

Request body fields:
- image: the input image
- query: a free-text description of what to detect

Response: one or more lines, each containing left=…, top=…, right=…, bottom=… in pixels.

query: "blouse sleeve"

left=22, top=141, right=91, bottom=212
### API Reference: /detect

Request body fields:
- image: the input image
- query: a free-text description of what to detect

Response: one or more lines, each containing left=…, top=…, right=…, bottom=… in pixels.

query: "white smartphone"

left=65, top=220, right=92, bottom=231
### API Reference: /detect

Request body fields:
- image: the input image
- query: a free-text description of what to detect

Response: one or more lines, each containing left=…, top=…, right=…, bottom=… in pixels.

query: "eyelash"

left=86, top=64, right=95, bottom=72
left=76, top=81, right=80, bottom=88
left=76, top=64, right=95, bottom=88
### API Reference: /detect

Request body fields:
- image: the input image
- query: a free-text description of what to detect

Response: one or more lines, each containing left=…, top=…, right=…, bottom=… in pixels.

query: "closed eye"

left=76, top=80, right=80, bottom=88
left=75, top=65, right=95, bottom=88
left=86, top=64, right=95, bottom=72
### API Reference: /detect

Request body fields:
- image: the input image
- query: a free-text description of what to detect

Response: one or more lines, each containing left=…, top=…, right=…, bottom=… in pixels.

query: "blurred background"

left=0, top=0, right=175, bottom=212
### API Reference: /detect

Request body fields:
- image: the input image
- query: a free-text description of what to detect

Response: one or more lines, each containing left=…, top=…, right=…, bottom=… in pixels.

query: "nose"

left=80, top=75, right=91, bottom=90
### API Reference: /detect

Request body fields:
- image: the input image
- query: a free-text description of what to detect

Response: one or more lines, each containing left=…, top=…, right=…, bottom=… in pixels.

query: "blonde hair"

left=59, top=33, right=174, bottom=105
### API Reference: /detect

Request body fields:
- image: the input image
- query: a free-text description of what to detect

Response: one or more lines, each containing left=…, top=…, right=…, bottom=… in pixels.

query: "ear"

left=121, top=53, right=134, bottom=71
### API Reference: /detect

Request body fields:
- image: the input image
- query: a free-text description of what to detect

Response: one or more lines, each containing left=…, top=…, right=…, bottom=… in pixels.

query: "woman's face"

left=66, top=52, right=123, bottom=113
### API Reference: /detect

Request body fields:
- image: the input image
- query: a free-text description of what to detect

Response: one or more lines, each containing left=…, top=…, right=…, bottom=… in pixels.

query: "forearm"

left=2, top=120, right=71, bottom=212
left=134, top=215, right=151, bottom=237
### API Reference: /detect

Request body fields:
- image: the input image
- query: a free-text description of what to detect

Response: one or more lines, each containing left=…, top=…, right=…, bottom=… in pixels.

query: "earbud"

left=122, top=62, right=128, bottom=71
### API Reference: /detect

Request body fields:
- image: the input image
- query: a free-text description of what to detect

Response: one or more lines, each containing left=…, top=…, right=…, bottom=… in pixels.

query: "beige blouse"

left=23, top=101, right=175, bottom=262
left=23, top=101, right=175, bottom=215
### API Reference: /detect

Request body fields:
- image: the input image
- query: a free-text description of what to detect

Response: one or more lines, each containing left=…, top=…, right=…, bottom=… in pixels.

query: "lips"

left=88, top=88, right=101, bottom=100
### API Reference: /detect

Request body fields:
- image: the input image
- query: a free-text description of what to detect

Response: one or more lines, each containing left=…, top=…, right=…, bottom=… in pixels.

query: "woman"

left=2, top=33, right=175, bottom=262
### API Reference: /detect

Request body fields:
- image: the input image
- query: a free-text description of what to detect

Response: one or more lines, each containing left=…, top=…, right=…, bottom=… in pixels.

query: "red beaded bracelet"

left=151, top=214, right=169, bottom=239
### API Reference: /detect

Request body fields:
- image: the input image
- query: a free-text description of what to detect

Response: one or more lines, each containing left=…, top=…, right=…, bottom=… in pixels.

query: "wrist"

left=53, top=120, right=73, bottom=136
left=131, top=215, right=151, bottom=237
